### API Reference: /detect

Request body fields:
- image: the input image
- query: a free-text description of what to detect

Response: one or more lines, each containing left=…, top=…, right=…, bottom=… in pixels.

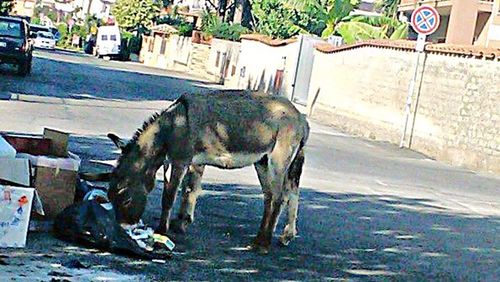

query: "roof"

left=315, top=39, right=500, bottom=60
left=151, top=24, right=179, bottom=35
left=0, top=16, right=24, bottom=22
left=240, top=34, right=298, bottom=46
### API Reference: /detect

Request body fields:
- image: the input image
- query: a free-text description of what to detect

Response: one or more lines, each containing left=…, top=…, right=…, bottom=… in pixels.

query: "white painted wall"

left=232, top=39, right=300, bottom=99
left=207, top=38, right=241, bottom=83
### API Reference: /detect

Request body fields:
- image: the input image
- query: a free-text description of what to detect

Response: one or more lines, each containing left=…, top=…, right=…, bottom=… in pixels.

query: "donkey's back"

left=175, top=90, right=309, bottom=169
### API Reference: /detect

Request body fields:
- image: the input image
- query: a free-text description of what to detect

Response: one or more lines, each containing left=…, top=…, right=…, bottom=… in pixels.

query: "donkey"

left=100, top=90, right=309, bottom=254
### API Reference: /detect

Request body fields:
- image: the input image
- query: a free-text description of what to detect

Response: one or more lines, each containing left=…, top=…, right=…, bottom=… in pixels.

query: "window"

left=215, top=51, right=220, bottom=67
left=101, top=35, right=108, bottom=41
left=148, top=38, right=154, bottom=52
left=110, top=35, right=117, bottom=41
left=160, top=38, right=167, bottom=55
left=0, top=21, right=22, bottom=38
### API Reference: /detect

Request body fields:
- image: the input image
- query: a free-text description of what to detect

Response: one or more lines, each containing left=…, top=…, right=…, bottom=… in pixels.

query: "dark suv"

left=0, top=16, right=33, bottom=76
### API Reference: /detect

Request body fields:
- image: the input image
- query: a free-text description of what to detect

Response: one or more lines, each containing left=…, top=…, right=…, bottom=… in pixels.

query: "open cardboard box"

left=0, top=128, right=80, bottom=221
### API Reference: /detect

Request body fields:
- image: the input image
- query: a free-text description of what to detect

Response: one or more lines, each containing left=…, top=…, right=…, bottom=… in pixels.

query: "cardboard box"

left=3, top=129, right=80, bottom=220
left=0, top=185, right=35, bottom=248
left=1, top=135, right=52, bottom=156
left=0, top=158, right=31, bottom=187
left=43, top=128, right=69, bottom=158
left=18, top=153, right=80, bottom=219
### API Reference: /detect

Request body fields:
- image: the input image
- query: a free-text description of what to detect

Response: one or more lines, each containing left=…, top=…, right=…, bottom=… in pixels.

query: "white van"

left=95, top=25, right=121, bottom=58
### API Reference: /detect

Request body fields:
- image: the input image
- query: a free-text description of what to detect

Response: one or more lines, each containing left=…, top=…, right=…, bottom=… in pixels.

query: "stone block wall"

left=307, top=45, right=500, bottom=173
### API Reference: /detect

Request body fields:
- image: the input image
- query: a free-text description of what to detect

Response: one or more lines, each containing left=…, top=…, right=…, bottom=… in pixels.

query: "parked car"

left=0, top=16, right=33, bottom=76
left=29, top=24, right=59, bottom=40
left=33, top=31, right=56, bottom=50
left=94, top=25, right=121, bottom=58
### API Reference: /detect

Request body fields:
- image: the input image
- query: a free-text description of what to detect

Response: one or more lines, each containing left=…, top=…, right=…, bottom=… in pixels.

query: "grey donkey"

left=86, top=90, right=309, bottom=254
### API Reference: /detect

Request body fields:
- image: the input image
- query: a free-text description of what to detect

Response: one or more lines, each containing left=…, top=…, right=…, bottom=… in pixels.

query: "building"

left=399, top=0, right=500, bottom=48
left=74, top=0, right=116, bottom=20
left=12, top=0, right=36, bottom=18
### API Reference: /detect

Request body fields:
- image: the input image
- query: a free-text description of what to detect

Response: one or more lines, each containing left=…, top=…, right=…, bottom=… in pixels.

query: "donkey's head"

left=106, top=133, right=166, bottom=224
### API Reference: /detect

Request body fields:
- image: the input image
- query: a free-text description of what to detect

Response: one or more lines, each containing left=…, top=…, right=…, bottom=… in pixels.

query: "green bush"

left=251, top=0, right=301, bottom=39
left=156, top=14, right=193, bottom=37
left=201, top=11, right=248, bottom=41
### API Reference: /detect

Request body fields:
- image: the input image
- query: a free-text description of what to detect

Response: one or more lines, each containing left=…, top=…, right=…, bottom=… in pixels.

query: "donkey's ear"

left=107, top=133, right=126, bottom=150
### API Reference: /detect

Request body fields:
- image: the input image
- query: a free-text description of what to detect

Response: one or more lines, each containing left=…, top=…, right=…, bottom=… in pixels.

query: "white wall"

left=232, top=39, right=300, bottom=99
left=207, top=38, right=241, bottom=84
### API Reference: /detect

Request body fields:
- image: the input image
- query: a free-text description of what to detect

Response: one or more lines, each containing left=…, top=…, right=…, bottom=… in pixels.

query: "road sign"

left=411, top=5, right=440, bottom=36
left=401, top=7, right=440, bottom=148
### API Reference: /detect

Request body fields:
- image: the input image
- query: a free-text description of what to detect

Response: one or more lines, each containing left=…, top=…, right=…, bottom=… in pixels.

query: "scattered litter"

left=50, top=263, right=62, bottom=268
left=53, top=200, right=171, bottom=259
left=153, top=233, right=176, bottom=251
left=152, top=259, right=167, bottom=264
left=122, top=223, right=176, bottom=252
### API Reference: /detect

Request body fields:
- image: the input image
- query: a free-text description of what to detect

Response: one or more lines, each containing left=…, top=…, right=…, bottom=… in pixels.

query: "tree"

left=251, top=0, right=301, bottom=39
left=335, top=15, right=408, bottom=44
left=0, top=0, right=15, bottom=16
left=112, top=0, right=161, bottom=31
left=375, top=0, right=400, bottom=19
left=286, top=0, right=407, bottom=43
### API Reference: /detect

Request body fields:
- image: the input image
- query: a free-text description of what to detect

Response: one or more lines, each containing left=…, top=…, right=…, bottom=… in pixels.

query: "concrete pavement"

left=0, top=50, right=498, bottom=281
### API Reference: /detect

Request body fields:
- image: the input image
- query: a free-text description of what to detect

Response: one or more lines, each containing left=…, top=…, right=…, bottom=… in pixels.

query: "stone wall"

left=140, top=35, right=214, bottom=81
left=307, top=44, right=500, bottom=173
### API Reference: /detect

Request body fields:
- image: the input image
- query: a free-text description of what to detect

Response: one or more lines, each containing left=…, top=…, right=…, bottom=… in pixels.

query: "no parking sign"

left=410, top=5, right=440, bottom=52
left=411, top=5, right=440, bottom=36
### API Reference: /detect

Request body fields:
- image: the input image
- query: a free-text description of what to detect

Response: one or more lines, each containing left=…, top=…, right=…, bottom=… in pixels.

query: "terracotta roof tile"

left=240, top=34, right=298, bottom=46
left=315, top=39, right=500, bottom=60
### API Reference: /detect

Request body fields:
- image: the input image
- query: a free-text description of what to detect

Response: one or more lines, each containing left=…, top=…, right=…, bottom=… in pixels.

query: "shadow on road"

left=1, top=134, right=498, bottom=281
left=0, top=52, right=219, bottom=101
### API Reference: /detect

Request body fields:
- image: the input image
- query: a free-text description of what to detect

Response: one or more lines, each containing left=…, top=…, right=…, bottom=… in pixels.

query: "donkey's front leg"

left=157, top=162, right=188, bottom=234
left=172, top=164, right=205, bottom=234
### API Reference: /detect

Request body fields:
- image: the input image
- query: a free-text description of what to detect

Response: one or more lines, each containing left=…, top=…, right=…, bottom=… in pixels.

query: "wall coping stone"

left=240, top=34, right=298, bottom=46
left=315, top=39, right=500, bottom=60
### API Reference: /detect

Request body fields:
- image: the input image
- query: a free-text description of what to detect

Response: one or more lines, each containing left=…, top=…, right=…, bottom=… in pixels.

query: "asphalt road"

left=0, top=50, right=499, bottom=281
left=0, top=49, right=218, bottom=101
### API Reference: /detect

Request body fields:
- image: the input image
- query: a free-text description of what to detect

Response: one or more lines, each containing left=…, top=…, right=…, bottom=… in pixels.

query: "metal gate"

left=291, top=34, right=325, bottom=105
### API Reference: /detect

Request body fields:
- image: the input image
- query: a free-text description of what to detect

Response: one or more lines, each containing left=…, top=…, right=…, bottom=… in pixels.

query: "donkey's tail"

left=287, top=116, right=309, bottom=187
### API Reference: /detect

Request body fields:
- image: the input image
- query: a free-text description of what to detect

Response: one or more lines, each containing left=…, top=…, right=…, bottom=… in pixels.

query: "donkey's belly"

left=192, top=152, right=265, bottom=169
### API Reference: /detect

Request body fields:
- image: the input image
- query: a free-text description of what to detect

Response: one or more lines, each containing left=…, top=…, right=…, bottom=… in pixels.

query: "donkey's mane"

left=119, top=100, right=181, bottom=158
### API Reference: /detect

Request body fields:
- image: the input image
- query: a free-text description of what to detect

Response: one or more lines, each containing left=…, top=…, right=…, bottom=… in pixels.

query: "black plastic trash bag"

left=53, top=200, right=170, bottom=260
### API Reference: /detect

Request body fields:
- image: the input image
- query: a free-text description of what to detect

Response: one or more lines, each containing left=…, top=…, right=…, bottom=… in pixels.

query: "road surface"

left=0, top=50, right=498, bottom=281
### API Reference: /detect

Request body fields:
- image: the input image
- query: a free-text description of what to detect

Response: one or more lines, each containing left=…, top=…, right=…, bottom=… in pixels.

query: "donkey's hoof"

left=155, top=225, right=168, bottom=235
left=278, top=235, right=294, bottom=246
left=248, top=241, right=270, bottom=255
left=169, top=219, right=188, bottom=234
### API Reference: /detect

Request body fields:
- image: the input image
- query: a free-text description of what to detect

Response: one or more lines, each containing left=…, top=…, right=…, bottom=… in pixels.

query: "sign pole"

left=399, top=34, right=425, bottom=148
left=400, top=5, right=440, bottom=148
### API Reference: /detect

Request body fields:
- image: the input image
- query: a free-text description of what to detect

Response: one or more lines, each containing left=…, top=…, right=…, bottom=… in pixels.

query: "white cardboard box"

left=0, top=185, right=35, bottom=248
left=0, top=157, right=31, bottom=186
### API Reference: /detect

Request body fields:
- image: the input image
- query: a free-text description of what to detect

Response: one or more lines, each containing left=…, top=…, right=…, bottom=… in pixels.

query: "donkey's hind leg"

left=253, top=157, right=286, bottom=254
left=172, top=164, right=205, bottom=234
left=280, top=147, right=305, bottom=246
left=252, top=139, right=300, bottom=254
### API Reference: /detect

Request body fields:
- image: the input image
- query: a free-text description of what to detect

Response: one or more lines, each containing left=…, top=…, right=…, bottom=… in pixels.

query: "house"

left=399, top=0, right=500, bottom=48
left=74, top=0, right=116, bottom=20
left=12, top=0, right=36, bottom=18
